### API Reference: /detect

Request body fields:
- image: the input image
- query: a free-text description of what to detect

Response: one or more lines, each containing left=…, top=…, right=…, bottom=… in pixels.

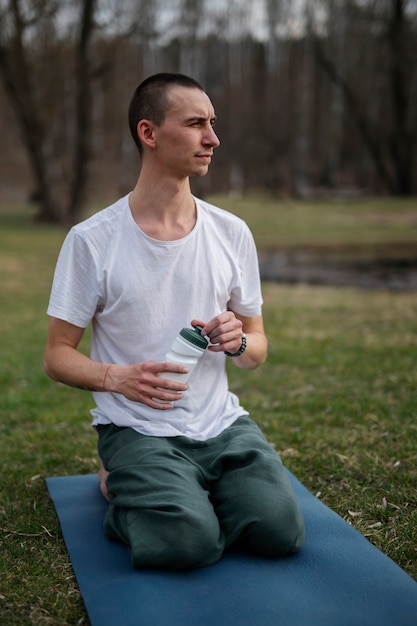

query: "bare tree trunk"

left=185, top=0, right=206, bottom=78
left=0, top=0, right=98, bottom=223
left=387, top=0, right=414, bottom=195
left=326, top=0, right=346, bottom=189
left=67, top=0, right=96, bottom=223
left=312, top=0, right=415, bottom=195
left=313, top=33, right=396, bottom=193
left=294, top=33, right=313, bottom=196
left=0, top=0, right=61, bottom=221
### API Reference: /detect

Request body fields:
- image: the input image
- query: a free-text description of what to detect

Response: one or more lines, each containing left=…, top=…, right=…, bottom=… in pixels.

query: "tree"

left=69, top=0, right=96, bottom=222
left=310, top=0, right=417, bottom=195
left=0, top=0, right=416, bottom=207
left=0, top=0, right=97, bottom=223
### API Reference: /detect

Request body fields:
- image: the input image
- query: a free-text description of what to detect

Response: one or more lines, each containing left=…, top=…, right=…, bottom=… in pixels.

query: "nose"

left=204, top=125, right=220, bottom=148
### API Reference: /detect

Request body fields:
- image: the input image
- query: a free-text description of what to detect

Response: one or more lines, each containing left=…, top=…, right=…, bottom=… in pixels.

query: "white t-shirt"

left=47, top=195, right=263, bottom=440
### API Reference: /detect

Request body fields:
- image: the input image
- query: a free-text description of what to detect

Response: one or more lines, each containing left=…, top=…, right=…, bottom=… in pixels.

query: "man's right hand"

left=103, top=361, right=189, bottom=409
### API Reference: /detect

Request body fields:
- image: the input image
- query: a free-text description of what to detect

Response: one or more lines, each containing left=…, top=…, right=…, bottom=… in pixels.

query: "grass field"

left=208, top=193, right=417, bottom=248
left=1, top=197, right=416, bottom=624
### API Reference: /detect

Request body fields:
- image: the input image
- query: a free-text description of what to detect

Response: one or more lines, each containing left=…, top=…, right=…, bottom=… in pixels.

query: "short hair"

left=128, top=73, right=206, bottom=155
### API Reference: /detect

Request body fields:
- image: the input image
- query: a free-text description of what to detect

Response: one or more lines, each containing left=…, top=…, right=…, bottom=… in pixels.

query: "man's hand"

left=191, top=311, right=267, bottom=370
left=103, top=360, right=189, bottom=409
left=192, top=312, right=243, bottom=355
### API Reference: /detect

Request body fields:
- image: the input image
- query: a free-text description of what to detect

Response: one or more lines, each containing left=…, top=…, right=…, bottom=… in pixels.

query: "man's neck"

left=129, top=175, right=197, bottom=241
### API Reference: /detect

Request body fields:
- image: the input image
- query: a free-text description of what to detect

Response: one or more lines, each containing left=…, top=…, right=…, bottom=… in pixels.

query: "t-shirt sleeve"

left=227, top=223, right=263, bottom=318
left=47, top=229, right=102, bottom=328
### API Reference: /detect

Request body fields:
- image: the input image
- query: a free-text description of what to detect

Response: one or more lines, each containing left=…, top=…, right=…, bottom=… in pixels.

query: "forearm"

left=44, top=345, right=190, bottom=410
left=230, top=330, right=267, bottom=370
left=44, top=317, right=189, bottom=407
left=44, top=343, right=109, bottom=392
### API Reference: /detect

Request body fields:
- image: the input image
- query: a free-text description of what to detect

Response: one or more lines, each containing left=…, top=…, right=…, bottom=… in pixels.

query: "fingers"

left=112, top=361, right=188, bottom=409
left=197, top=312, right=243, bottom=353
left=191, top=319, right=206, bottom=331
left=140, top=367, right=188, bottom=408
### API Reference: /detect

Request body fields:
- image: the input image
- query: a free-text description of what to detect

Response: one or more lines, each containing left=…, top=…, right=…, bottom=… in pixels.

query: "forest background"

left=1, top=0, right=416, bottom=224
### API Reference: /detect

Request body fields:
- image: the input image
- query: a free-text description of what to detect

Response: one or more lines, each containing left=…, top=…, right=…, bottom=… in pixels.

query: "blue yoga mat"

left=46, top=472, right=417, bottom=626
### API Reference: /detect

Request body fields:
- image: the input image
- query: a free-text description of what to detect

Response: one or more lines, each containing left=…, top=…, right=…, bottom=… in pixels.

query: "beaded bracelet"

left=224, top=334, right=247, bottom=357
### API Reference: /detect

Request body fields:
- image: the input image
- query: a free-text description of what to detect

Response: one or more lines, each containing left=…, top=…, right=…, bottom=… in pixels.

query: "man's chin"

left=191, top=166, right=210, bottom=178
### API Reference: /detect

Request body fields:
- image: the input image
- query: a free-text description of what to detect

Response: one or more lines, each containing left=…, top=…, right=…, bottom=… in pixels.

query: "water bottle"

left=159, top=325, right=208, bottom=383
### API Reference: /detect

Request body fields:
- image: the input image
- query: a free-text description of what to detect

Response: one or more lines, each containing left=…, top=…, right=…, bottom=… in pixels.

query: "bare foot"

left=98, top=459, right=110, bottom=502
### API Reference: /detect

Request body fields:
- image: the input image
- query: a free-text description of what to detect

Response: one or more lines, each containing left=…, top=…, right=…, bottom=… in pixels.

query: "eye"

left=188, top=119, right=203, bottom=127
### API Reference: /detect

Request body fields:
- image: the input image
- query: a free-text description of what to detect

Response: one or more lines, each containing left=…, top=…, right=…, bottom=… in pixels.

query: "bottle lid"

left=179, top=325, right=209, bottom=349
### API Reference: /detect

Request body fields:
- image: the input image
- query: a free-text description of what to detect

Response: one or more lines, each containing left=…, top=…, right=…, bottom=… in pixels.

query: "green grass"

left=209, top=194, right=417, bottom=255
left=1, top=198, right=416, bottom=624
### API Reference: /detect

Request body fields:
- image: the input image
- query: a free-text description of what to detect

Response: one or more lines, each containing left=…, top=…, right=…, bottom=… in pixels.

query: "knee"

left=271, top=512, right=305, bottom=556
left=157, top=519, right=224, bottom=570
left=138, top=511, right=224, bottom=570
left=110, top=506, right=225, bottom=571
left=245, top=507, right=305, bottom=557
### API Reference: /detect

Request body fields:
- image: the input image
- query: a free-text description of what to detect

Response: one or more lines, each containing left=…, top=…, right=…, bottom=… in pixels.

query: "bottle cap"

left=179, top=325, right=209, bottom=349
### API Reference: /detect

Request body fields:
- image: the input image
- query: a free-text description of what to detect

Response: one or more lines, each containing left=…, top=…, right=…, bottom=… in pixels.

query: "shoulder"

left=70, top=195, right=129, bottom=240
left=195, top=197, right=256, bottom=251
left=57, top=196, right=130, bottom=268
left=62, top=196, right=130, bottom=260
left=195, top=197, right=250, bottom=233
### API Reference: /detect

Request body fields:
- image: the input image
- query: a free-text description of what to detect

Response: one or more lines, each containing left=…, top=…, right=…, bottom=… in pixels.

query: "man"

left=44, top=73, right=304, bottom=570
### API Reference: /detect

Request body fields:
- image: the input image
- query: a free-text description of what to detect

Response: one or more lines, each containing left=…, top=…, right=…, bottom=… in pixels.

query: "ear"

left=137, top=120, right=157, bottom=150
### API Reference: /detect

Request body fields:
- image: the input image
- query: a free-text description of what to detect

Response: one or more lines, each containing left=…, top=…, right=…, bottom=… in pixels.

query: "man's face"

left=153, top=86, right=220, bottom=178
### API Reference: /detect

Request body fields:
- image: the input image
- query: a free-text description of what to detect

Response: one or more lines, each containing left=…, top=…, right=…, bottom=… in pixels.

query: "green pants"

left=98, top=415, right=304, bottom=570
